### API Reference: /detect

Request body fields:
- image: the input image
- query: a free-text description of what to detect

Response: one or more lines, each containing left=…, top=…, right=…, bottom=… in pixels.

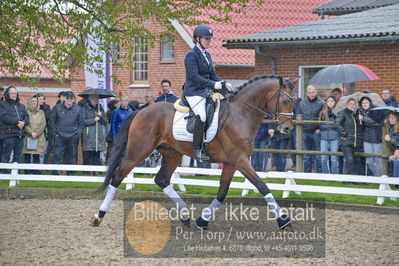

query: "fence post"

left=295, top=114, right=304, bottom=172
left=173, top=172, right=187, bottom=193
left=9, top=163, right=18, bottom=187
left=125, top=172, right=135, bottom=190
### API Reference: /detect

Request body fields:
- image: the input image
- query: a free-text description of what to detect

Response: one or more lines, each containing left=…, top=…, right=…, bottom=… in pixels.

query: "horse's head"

left=267, top=76, right=298, bottom=133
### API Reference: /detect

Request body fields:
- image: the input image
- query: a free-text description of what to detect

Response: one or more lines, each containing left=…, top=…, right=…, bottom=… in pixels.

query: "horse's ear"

left=293, top=76, right=301, bottom=84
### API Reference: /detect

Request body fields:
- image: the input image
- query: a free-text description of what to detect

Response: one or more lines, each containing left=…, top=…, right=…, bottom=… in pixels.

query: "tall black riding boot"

left=193, top=115, right=209, bottom=161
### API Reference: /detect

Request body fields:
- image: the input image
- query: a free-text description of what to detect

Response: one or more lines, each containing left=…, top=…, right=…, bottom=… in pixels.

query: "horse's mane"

left=236, top=74, right=283, bottom=92
left=224, top=74, right=283, bottom=102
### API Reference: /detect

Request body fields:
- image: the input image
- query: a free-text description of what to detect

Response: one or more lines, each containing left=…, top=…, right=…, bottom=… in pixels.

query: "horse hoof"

left=277, top=214, right=292, bottom=230
left=196, top=217, right=208, bottom=230
left=181, top=217, right=191, bottom=228
left=90, top=214, right=103, bottom=227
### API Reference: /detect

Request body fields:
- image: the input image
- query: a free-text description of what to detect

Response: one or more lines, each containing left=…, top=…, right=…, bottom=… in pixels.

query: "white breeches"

left=186, top=96, right=206, bottom=122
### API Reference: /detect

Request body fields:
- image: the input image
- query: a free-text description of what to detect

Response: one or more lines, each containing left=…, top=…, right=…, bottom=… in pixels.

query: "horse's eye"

left=283, top=100, right=290, bottom=104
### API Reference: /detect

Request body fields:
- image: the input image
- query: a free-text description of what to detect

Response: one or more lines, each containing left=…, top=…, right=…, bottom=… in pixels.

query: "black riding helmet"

left=193, top=25, right=215, bottom=43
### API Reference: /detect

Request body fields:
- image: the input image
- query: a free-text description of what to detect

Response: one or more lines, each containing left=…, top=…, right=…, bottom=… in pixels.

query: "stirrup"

left=194, top=149, right=209, bottom=161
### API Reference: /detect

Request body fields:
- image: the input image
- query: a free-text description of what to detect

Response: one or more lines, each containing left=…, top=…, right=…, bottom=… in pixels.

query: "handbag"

left=27, top=137, right=38, bottom=150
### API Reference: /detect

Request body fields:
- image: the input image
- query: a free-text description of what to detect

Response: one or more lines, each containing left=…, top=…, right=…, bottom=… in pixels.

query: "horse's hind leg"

left=237, top=158, right=292, bottom=230
left=154, top=148, right=189, bottom=225
left=196, top=164, right=236, bottom=230
left=91, top=140, right=156, bottom=227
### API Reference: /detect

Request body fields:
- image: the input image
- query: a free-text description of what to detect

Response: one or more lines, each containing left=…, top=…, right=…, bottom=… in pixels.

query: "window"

left=299, top=65, right=354, bottom=100
left=134, top=37, right=148, bottom=81
left=160, top=34, right=174, bottom=62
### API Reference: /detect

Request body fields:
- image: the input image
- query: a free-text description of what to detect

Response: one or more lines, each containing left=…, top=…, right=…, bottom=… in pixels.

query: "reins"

left=227, top=84, right=295, bottom=126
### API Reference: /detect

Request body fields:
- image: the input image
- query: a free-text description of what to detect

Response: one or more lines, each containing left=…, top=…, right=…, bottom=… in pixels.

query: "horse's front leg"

left=237, top=158, right=292, bottom=230
left=196, top=164, right=236, bottom=230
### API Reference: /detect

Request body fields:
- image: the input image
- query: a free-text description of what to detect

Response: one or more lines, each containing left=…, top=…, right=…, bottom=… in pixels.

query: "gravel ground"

left=0, top=199, right=398, bottom=265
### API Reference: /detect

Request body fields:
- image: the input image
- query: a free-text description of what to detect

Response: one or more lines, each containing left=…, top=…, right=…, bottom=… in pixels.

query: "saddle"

left=174, top=92, right=224, bottom=134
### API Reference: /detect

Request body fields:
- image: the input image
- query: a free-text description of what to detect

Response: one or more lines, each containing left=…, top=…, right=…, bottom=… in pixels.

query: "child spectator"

left=319, top=96, right=339, bottom=174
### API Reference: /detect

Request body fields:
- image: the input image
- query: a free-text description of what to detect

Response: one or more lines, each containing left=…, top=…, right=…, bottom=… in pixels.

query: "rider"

left=183, top=25, right=232, bottom=161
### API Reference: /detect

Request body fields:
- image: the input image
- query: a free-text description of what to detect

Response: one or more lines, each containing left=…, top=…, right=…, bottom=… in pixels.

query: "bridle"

left=227, top=83, right=295, bottom=126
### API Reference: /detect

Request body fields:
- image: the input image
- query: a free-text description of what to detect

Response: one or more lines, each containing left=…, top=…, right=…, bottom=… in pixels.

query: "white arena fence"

left=0, top=163, right=398, bottom=205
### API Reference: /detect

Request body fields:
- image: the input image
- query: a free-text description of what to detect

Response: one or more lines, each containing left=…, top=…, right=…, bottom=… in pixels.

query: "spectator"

left=0, top=86, right=30, bottom=164
left=0, top=87, right=4, bottom=160
left=43, top=91, right=65, bottom=164
left=81, top=94, right=108, bottom=165
left=49, top=91, right=83, bottom=174
left=332, top=88, right=343, bottom=102
left=335, top=98, right=362, bottom=175
left=270, top=127, right=290, bottom=172
left=381, top=88, right=398, bottom=107
left=383, top=112, right=399, bottom=185
left=128, top=100, right=140, bottom=111
left=0, top=87, right=4, bottom=101
left=110, top=96, right=133, bottom=140
left=155, top=79, right=179, bottom=103
left=34, top=93, right=51, bottom=124
left=56, top=91, right=66, bottom=105
left=319, top=96, right=339, bottom=174
left=357, top=96, right=384, bottom=176
left=251, top=120, right=271, bottom=172
left=139, top=95, right=155, bottom=109
left=23, top=96, right=46, bottom=174
left=105, top=99, right=120, bottom=162
left=297, top=85, right=325, bottom=173
left=106, top=99, right=120, bottom=123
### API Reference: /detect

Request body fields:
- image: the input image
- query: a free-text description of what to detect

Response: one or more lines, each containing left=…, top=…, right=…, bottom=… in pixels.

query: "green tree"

left=0, top=0, right=262, bottom=82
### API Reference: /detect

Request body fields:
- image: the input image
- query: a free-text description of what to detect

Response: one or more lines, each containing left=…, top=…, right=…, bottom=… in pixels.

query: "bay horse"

left=91, top=74, right=295, bottom=230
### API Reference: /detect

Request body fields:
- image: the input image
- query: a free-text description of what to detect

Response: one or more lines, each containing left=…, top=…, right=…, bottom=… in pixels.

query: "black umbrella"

left=309, top=64, right=379, bottom=84
left=78, top=87, right=117, bottom=99
left=371, top=106, right=399, bottom=113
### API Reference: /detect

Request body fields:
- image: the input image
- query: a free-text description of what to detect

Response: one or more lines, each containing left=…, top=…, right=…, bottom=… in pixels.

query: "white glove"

left=214, top=81, right=222, bottom=90
left=226, top=82, right=233, bottom=91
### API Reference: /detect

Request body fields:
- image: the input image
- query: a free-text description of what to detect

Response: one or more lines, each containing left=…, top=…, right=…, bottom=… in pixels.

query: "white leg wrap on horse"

left=201, top=198, right=222, bottom=221
left=100, top=185, right=117, bottom=212
left=264, top=193, right=282, bottom=218
left=163, top=184, right=187, bottom=210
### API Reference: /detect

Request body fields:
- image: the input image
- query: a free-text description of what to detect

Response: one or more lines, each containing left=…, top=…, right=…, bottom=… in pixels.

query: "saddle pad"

left=172, top=110, right=219, bottom=143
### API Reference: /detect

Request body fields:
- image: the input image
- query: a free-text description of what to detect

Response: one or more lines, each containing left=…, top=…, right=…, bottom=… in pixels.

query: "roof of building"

left=313, top=0, right=399, bottom=15
left=180, top=0, right=331, bottom=66
left=224, top=3, right=399, bottom=48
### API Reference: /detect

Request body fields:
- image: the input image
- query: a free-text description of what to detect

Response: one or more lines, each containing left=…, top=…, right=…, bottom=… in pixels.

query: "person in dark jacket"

left=110, top=96, right=133, bottom=140
left=128, top=100, right=140, bottom=111
left=319, top=96, right=340, bottom=174
left=251, top=117, right=271, bottom=172
left=105, top=99, right=120, bottom=162
left=335, top=98, right=362, bottom=175
left=139, top=95, right=155, bottom=110
left=297, top=85, right=325, bottom=173
left=183, top=25, right=232, bottom=161
left=81, top=95, right=108, bottom=165
left=381, top=88, right=398, bottom=108
left=357, top=96, right=384, bottom=176
left=0, top=86, right=30, bottom=164
left=49, top=91, right=83, bottom=173
left=155, top=79, right=179, bottom=103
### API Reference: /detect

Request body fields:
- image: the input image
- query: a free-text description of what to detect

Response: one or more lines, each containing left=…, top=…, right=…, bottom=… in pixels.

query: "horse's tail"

left=95, top=111, right=139, bottom=193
